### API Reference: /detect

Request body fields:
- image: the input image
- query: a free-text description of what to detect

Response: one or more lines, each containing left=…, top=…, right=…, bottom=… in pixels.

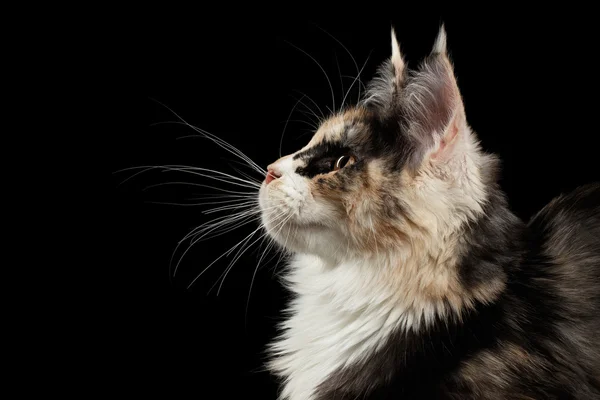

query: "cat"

left=258, top=26, right=600, bottom=399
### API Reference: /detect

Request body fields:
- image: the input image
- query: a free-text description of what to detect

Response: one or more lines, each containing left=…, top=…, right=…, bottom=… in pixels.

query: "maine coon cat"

left=258, top=27, right=600, bottom=399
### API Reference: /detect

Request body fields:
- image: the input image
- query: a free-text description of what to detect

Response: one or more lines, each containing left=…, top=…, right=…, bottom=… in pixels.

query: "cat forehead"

left=303, top=108, right=370, bottom=150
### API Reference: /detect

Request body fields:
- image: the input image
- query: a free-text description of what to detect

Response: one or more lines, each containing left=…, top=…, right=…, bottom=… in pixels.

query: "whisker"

left=147, top=201, right=229, bottom=207
left=175, top=129, right=266, bottom=178
left=280, top=119, right=318, bottom=131
left=212, top=230, right=261, bottom=295
left=188, top=193, right=258, bottom=200
left=164, top=165, right=262, bottom=188
left=184, top=204, right=279, bottom=256
left=140, top=100, right=303, bottom=307
left=150, top=99, right=266, bottom=176
left=334, top=51, right=345, bottom=110
left=295, top=108, right=322, bottom=129
left=190, top=208, right=265, bottom=242
left=223, top=159, right=266, bottom=177
left=192, top=214, right=261, bottom=244
left=341, top=53, right=371, bottom=112
left=144, top=181, right=258, bottom=197
left=341, top=75, right=366, bottom=93
left=280, top=94, right=307, bottom=158
left=314, top=24, right=363, bottom=101
left=186, top=204, right=277, bottom=244
left=118, top=165, right=262, bottom=189
left=292, top=90, right=326, bottom=121
left=275, top=216, right=295, bottom=266
left=214, top=211, right=293, bottom=295
left=245, top=236, right=275, bottom=328
left=158, top=168, right=260, bottom=190
left=179, top=129, right=266, bottom=178
left=186, top=213, right=281, bottom=290
left=272, top=213, right=296, bottom=274
left=184, top=197, right=258, bottom=206
left=171, top=208, right=262, bottom=276
left=227, top=165, right=264, bottom=188
left=203, top=201, right=259, bottom=214
left=284, top=40, right=336, bottom=114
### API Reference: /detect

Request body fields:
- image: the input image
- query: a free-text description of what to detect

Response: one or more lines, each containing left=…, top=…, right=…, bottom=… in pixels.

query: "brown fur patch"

left=303, top=108, right=370, bottom=149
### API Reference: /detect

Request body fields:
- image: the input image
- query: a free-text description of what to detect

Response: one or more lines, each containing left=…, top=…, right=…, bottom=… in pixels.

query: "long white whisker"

left=203, top=201, right=258, bottom=214
left=190, top=210, right=282, bottom=246
left=341, top=75, right=366, bottom=93
left=272, top=212, right=296, bottom=272
left=215, top=211, right=294, bottom=295
left=118, top=165, right=262, bottom=189
left=285, top=40, right=336, bottom=114
left=186, top=213, right=281, bottom=290
left=144, top=181, right=258, bottom=196
left=295, top=108, right=322, bottom=128
left=245, top=235, right=278, bottom=328
left=334, top=51, right=345, bottom=110
left=176, top=166, right=262, bottom=185
left=276, top=215, right=295, bottom=266
left=187, top=205, right=278, bottom=252
left=192, top=214, right=261, bottom=243
left=150, top=99, right=266, bottom=176
left=188, top=193, right=257, bottom=200
left=171, top=208, right=262, bottom=276
left=185, top=198, right=258, bottom=206
left=173, top=213, right=257, bottom=278
left=206, top=208, right=285, bottom=285
left=164, top=166, right=262, bottom=188
left=190, top=208, right=264, bottom=242
left=212, top=230, right=261, bottom=295
left=186, top=204, right=278, bottom=244
left=281, top=119, right=318, bottom=131
left=315, top=24, right=363, bottom=101
left=178, top=127, right=266, bottom=177
left=176, top=129, right=265, bottom=177
left=292, top=90, right=326, bottom=120
left=147, top=201, right=228, bottom=207
left=159, top=168, right=260, bottom=190
left=227, top=165, right=264, bottom=188
left=280, top=94, right=307, bottom=158
left=341, top=54, right=371, bottom=111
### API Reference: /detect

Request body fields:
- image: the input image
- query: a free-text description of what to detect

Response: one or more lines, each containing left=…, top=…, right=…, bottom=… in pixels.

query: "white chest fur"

left=268, top=253, right=445, bottom=400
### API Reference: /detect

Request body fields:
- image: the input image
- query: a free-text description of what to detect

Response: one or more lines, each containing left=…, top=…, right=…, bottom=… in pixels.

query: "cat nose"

left=266, top=166, right=282, bottom=185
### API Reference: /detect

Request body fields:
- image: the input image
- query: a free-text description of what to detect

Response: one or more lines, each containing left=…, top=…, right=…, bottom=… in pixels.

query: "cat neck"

left=270, top=185, right=524, bottom=400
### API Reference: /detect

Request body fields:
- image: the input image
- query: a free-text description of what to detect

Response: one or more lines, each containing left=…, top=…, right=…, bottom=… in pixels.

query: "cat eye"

left=334, top=155, right=355, bottom=171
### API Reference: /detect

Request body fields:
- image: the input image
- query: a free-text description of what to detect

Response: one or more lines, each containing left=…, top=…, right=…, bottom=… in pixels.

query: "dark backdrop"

left=112, top=8, right=599, bottom=399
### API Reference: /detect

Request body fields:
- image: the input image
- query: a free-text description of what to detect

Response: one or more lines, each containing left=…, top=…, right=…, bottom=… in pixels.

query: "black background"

left=113, top=8, right=598, bottom=398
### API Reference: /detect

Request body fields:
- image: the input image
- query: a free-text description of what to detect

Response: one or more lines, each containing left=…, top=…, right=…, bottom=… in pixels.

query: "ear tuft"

left=432, top=24, right=447, bottom=55
left=391, top=27, right=405, bottom=82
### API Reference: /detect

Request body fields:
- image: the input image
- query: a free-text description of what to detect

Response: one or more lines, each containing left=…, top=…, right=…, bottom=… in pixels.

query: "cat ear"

left=403, top=25, right=466, bottom=167
left=362, top=27, right=405, bottom=109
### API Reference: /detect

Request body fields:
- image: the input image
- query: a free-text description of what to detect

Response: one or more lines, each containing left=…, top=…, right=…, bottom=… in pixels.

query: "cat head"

left=259, top=27, right=499, bottom=262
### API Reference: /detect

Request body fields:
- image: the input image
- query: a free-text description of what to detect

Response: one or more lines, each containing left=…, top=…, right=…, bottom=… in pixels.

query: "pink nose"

left=265, top=168, right=281, bottom=185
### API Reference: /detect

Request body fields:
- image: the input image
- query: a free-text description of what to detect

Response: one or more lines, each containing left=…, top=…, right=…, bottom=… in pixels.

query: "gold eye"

left=334, top=155, right=355, bottom=171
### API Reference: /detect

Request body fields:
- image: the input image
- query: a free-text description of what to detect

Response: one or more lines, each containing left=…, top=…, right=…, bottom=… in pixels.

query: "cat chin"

left=262, top=216, right=347, bottom=259
left=259, top=178, right=344, bottom=253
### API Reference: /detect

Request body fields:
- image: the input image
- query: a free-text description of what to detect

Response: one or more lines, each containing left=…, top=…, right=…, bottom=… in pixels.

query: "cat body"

left=259, top=28, right=600, bottom=399
left=270, top=184, right=600, bottom=399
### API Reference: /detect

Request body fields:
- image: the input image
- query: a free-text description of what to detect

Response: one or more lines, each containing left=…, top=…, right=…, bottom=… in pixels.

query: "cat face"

left=259, top=28, right=495, bottom=261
